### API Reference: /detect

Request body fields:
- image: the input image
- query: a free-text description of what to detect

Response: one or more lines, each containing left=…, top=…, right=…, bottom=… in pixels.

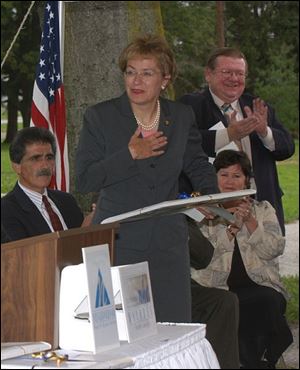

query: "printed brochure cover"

left=82, top=244, right=120, bottom=353
left=111, top=261, right=157, bottom=342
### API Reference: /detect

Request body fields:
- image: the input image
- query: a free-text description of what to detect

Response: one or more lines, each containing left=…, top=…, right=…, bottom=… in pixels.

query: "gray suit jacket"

left=75, top=93, right=219, bottom=322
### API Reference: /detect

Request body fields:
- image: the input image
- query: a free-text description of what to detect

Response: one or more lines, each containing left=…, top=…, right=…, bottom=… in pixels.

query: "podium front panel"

left=1, top=223, right=118, bottom=347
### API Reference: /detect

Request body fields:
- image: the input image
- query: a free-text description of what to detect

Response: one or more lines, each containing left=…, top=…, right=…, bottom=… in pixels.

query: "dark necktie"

left=221, top=103, right=233, bottom=124
left=42, top=195, right=64, bottom=231
left=221, top=103, right=242, bottom=151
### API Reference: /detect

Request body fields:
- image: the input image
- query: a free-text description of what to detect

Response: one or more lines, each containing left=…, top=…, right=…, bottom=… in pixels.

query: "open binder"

left=101, top=189, right=256, bottom=224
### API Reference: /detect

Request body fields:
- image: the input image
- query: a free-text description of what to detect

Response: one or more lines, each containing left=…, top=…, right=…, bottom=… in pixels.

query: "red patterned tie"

left=42, top=195, right=64, bottom=231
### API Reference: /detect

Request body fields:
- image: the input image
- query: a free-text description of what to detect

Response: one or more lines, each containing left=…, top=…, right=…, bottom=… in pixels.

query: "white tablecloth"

left=1, top=323, right=220, bottom=369
left=123, top=323, right=220, bottom=369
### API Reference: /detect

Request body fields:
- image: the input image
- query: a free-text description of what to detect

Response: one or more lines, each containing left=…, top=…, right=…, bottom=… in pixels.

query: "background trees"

left=1, top=1, right=298, bottom=142
left=226, top=1, right=299, bottom=137
left=1, top=1, right=41, bottom=142
left=161, top=1, right=299, bottom=136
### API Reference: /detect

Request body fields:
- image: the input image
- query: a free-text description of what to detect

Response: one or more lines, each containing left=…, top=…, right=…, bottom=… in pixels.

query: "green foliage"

left=1, top=1, right=299, bottom=138
left=254, top=45, right=299, bottom=138
left=1, top=143, right=17, bottom=194
left=1, top=1, right=41, bottom=135
left=1, top=1, right=40, bottom=78
left=225, top=2, right=299, bottom=137
left=161, top=1, right=216, bottom=97
left=277, top=140, right=299, bottom=222
left=282, top=275, right=299, bottom=324
left=225, top=1, right=299, bottom=89
left=161, top=1, right=299, bottom=137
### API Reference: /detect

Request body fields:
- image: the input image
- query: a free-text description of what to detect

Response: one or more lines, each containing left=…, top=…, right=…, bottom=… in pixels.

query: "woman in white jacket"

left=192, top=150, right=293, bottom=369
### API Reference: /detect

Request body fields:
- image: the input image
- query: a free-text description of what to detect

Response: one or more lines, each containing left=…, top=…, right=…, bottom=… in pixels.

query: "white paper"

left=209, top=121, right=226, bottom=131
left=208, top=121, right=240, bottom=163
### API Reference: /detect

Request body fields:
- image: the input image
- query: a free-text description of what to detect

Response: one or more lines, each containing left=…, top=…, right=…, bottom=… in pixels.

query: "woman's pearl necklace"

left=134, top=100, right=160, bottom=131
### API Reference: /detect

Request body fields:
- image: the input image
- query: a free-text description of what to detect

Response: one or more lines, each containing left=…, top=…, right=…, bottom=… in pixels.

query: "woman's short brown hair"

left=119, top=34, right=177, bottom=82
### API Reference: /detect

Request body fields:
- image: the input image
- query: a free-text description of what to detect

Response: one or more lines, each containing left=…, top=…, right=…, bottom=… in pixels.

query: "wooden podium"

left=1, top=223, right=119, bottom=348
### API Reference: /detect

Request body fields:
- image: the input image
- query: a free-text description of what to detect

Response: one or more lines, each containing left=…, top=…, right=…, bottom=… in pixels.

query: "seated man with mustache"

left=1, top=127, right=94, bottom=242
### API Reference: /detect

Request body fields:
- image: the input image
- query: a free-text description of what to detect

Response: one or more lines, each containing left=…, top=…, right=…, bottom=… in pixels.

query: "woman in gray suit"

left=75, top=34, right=219, bottom=323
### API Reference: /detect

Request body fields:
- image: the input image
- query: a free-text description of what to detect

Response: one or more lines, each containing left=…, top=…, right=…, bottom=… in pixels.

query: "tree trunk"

left=4, top=87, right=19, bottom=144
left=216, top=1, right=225, bottom=47
left=64, top=1, right=165, bottom=211
left=19, top=80, right=33, bottom=128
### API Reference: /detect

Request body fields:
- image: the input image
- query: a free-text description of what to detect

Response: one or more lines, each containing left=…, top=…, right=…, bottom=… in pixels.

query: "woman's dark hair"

left=9, top=127, right=56, bottom=164
left=213, top=150, right=252, bottom=188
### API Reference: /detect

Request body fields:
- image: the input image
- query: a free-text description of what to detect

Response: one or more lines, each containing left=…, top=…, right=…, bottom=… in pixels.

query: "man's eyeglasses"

left=124, top=69, right=161, bottom=80
left=215, top=69, right=247, bottom=79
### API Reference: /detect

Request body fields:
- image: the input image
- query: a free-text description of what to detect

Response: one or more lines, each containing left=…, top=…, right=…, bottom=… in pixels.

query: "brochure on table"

left=111, top=261, right=157, bottom=342
left=59, top=244, right=119, bottom=353
left=101, top=189, right=256, bottom=224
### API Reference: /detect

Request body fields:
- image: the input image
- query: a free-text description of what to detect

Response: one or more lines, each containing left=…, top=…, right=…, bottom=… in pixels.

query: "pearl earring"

left=161, top=85, right=165, bottom=90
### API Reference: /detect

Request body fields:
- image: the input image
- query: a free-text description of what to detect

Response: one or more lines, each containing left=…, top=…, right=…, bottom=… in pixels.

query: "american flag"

left=31, top=1, right=69, bottom=191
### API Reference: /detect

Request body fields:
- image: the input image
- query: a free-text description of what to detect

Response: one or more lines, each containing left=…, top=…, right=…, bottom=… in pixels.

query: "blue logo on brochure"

left=95, top=268, right=110, bottom=308
left=138, top=286, right=150, bottom=304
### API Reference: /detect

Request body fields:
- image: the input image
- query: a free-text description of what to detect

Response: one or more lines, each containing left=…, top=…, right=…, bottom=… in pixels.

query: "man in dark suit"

left=1, top=127, right=93, bottom=242
left=180, top=47, right=295, bottom=235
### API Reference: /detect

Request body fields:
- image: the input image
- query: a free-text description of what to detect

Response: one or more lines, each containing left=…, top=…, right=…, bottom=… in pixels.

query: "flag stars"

left=39, top=73, right=46, bottom=81
left=35, top=5, right=61, bottom=98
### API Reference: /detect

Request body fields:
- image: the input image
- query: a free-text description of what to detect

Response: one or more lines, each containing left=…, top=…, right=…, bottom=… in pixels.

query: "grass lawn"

left=1, top=142, right=17, bottom=194
left=282, top=275, right=299, bottom=324
left=277, top=140, right=299, bottom=223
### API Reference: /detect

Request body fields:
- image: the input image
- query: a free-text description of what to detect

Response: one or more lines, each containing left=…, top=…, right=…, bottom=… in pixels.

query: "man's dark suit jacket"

left=180, top=88, right=295, bottom=235
left=1, top=183, right=84, bottom=242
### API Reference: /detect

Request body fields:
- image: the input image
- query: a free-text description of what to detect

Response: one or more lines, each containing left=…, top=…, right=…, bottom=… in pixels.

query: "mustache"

left=37, top=168, right=52, bottom=177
